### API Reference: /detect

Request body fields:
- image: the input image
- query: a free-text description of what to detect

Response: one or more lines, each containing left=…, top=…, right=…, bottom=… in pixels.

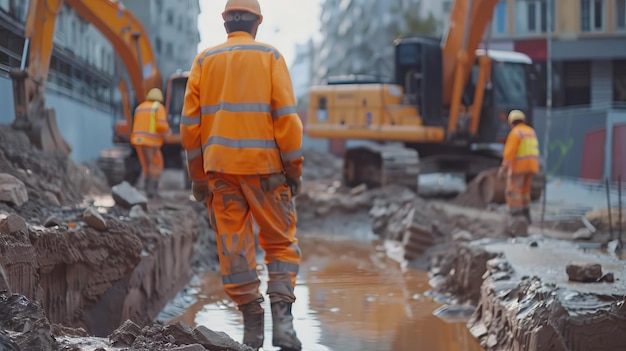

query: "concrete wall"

left=0, top=76, right=114, bottom=163
left=0, top=77, right=14, bottom=124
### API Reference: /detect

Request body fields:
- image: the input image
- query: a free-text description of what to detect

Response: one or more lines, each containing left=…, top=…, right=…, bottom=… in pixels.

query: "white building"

left=315, top=0, right=451, bottom=83
left=122, top=0, right=201, bottom=83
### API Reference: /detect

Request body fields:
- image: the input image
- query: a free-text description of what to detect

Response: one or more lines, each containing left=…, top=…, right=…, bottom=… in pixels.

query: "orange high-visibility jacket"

left=502, top=123, right=540, bottom=174
left=180, top=31, right=304, bottom=181
left=130, top=101, right=170, bottom=147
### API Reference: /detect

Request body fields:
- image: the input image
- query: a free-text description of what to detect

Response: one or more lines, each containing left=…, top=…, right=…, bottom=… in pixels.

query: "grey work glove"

left=192, top=180, right=209, bottom=202
left=286, top=176, right=302, bottom=197
left=497, top=167, right=507, bottom=180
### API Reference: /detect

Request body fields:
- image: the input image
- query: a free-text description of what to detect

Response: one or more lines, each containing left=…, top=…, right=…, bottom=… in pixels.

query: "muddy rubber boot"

left=240, top=301, right=264, bottom=350
left=271, top=302, right=301, bottom=351
left=523, top=208, right=532, bottom=224
left=145, top=177, right=159, bottom=199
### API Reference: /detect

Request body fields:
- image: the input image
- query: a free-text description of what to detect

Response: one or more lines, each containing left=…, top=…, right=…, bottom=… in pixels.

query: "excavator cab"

left=393, top=37, right=534, bottom=144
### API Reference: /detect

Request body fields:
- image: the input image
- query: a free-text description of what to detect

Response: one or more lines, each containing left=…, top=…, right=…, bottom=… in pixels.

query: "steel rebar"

left=618, top=176, right=623, bottom=253
left=606, top=178, right=614, bottom=241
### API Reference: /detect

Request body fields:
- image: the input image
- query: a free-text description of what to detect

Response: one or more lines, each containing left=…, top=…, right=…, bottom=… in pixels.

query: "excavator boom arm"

left=13, top=0, right=163, bottom=153
left=441, top=0, right=499, bottom=105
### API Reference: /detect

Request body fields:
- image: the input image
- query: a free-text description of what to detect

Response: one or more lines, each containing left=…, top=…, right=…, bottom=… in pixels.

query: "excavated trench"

left=2, top=127, right=625, bottom=350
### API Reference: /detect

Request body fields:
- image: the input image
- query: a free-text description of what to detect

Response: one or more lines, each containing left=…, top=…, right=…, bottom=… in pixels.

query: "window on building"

left=617, top=0, right=626, bottom=31
left=165, top=42, right=173, bottom=57
left=155, top=37, right=162, bottom=54
left=563, top=61, right=591, bottom=106
left=581, top=0, right=605, bottom=32
left=614, top=60, right=626, bottom=103
left=515, top=0, right=554, bottom=34
left=166, top=9, right=174, bottom=25
left=492, top=0, right=507, bottom=35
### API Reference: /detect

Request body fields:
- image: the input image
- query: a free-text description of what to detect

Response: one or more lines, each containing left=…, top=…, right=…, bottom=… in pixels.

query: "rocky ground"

left=2, top=123, right=624, bottom=350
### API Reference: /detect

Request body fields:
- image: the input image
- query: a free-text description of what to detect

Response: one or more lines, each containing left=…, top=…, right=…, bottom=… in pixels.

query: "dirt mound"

left=0, top=125, right=109, bottom=221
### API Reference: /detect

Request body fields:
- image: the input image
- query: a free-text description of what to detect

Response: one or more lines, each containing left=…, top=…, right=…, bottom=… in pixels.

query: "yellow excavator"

left=10, top=0, right=190, bottom=187
left=307, top=0, right=544, bottom=201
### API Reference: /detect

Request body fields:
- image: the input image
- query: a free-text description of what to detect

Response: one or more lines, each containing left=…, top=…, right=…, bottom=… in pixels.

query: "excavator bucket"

left=30, top=108, right=72, bottom=154
left=10, top=69, right=72, bottom=155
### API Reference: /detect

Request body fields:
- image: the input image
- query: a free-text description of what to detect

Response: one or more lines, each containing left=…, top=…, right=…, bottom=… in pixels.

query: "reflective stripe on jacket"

left=180, top=31, right=304, bottom=180
left=502, top=123, right=540, bottom=174
left=130, top=101, right=170, bottom=147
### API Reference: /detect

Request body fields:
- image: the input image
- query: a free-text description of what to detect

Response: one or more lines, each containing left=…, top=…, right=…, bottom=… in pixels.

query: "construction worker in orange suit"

left=498, top=110, right=540, bottom=224
left=180, top=1, right=303, bottom=350
left=130, top=88, right=171, bottom=198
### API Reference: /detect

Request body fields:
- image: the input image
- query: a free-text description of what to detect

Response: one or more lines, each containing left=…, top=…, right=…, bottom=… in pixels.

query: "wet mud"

left=166, top=234, right=483, bottom=351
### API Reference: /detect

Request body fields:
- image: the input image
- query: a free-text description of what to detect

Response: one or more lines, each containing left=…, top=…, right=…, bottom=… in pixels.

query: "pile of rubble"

left=0, top=125, right=109, bottom=221
left=0, top=291, right=253, bottom=351
left=0, top=124, right=221, bottom=346
left=301, top=149, right=342, bottom=182
left=369, top=186, right=527, bottom=263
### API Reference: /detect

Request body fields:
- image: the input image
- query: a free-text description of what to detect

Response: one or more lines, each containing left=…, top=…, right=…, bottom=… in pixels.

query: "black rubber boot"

left=240, top=301, right=264, bottom=350
left=271, top=302, right=301, bottom=351
left=522, top=208, right=532, bottom=224
left=145, top=177, right=160, bottom=199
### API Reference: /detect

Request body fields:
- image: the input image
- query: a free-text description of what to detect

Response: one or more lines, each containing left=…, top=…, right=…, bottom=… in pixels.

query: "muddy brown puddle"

left=169, top=234, right=483, bottom=351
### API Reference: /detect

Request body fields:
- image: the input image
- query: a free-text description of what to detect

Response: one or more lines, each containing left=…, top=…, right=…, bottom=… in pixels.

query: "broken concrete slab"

left=193, top=326, right=254, bottom=351
left=43, top=216, right=62, bottom=228
left=129, top=204, right=148, bottom=219
left=83, top=207, right=107, bottom=231
left=112, top=181, right=148, bottom=210
left=0, top=213, right=27, bottom=235
left=566, top=262, right=604, bottom=282
left=0, top=265, right=9, bottom=293
left=109, top=319, right=142, bottom=347
left=0, top=173, right=28, bottom=207
left=433, top=237, right=626, bottom=350
left=0, top=292, right=59, bottom=351
left=172, top=344, right=208, bottom=351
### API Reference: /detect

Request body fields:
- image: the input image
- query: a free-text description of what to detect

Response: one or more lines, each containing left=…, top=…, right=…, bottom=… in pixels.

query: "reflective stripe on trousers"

left=208, top=173, right=301, bottom=306
left=506, top=173, right=534, bottom=213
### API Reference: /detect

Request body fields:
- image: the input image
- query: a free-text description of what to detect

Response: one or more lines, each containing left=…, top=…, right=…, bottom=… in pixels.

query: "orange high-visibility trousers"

left=206, top=173, right=301, bottom=307
left=135, top=145, right=164, bottom=179
left=505, top=172, right=534, bottom=214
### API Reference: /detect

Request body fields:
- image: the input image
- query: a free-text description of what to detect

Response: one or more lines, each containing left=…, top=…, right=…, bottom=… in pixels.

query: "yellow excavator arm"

left=11, top=0, right=162, bottom=153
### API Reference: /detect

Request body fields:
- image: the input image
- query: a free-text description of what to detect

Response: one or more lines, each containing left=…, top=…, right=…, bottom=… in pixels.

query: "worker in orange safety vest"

left=498, top=110, right=540, bottom=224
left=179, top=1, right=303, bottom=350
left=130, top=88, right=171, bottom=198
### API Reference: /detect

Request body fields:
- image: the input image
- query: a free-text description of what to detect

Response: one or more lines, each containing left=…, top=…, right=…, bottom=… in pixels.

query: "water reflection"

left=169, top=236, right=483, bottom=351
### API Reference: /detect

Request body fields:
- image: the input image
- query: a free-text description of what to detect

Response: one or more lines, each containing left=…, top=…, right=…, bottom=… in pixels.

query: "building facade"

left=314, top=0, right=445, bottom=84
left=0, top=0, right=201, bottom=162
left=122, top=0, right=200, bottom=84
left=487, top=0, right=626, bottom=181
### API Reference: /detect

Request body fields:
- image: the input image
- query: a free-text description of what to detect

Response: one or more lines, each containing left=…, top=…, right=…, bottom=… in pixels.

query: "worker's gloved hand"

left=497, top=167, right=506, bottom=180
left=192, top=180, right=209, bottom=202
left=286, top=176, right=302, bottom=197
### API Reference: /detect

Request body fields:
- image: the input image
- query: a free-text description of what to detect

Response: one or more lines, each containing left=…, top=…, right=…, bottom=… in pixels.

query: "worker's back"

left=508, top=123, right=539, bottom=174
left=186, top=31, right=299, bottom=175
left=131, top=100, right=168, bottom=147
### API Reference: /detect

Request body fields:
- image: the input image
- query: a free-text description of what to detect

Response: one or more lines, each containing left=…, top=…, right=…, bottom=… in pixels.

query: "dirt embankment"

left=0, top=124, right=221, bottom=349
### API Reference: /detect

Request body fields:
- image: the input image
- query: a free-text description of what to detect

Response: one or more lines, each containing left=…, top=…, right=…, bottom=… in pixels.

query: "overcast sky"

left=197, top=0, right=322, bottom=66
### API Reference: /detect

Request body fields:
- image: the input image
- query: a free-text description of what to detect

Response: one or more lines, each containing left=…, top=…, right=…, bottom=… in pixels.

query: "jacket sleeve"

left=180, top=56, right=208, bottom=181
left=502, top=128, right=520, bottom=168
left=155, top=104, right=171, bottom=135
left=271, top=53, right=304, bottom=179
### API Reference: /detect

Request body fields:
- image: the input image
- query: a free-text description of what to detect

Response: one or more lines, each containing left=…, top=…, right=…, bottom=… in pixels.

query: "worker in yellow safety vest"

left=130, top=88, right=171, bottom=198
left=498, top=110, right=540, bottom=223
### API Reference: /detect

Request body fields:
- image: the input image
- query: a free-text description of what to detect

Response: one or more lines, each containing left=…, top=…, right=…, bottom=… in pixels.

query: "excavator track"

left=343, top=144, right=420, bottom=190
left=96, top=146, right=141, bottom=187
